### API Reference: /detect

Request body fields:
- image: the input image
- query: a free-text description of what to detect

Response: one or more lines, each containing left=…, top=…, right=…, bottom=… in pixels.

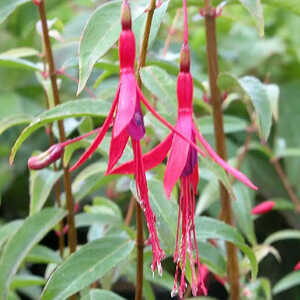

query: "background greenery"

left=1, top=0, right=300, bottom=299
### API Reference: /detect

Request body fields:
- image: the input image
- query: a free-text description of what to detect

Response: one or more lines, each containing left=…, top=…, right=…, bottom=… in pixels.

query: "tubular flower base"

left=109, top=45, right=257, bottom=298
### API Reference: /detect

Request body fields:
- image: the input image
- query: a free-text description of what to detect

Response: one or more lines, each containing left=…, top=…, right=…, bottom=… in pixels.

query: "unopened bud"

left=251, top=201, right=275, bottom=215
left=294, top=261, right=300, bottom=271
left=28, top=144, right=63, bottom=170
left=121, top=1, right=132, bottom=30
left=180, top=44, right=190, bottom=72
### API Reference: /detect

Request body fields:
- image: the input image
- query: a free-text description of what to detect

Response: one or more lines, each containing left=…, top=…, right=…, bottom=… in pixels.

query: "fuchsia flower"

left=109, top=0, right=257, bottom=296
left=28, top=0, right=206, bottom=274
left=251, top=201, right=275, bottom=215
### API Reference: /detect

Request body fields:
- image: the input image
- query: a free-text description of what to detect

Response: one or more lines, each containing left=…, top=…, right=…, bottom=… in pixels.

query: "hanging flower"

left=28, top=0, right=206, bottom=274
left=108, top=10, right=257, bottom=296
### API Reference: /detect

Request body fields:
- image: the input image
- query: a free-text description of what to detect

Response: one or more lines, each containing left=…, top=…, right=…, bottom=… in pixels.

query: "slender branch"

left=134, top=0, right=157, bottom=299
left=41, top=39, right=65, bottom=257
left=36, top=0, right=77, bottom=257
left=203, top=7, right=240, bottom=300
left=48, top=127, right=65, bottom=257
left=125, top=196, right=136, bottom=226
left=271, top=157, right=300, bottom=211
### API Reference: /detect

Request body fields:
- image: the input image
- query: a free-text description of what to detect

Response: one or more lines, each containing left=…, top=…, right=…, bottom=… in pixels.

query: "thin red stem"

left=182, top=0, right=188, bottom=45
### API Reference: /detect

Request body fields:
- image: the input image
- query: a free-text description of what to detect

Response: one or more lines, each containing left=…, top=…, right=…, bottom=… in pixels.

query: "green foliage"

left=1, top=0, right=300, bottom=299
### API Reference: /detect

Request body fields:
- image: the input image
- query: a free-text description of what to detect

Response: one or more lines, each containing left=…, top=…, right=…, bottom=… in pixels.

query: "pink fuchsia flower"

left=109, top=0, right=257, bottom=295
left=251, top=201, right=275, bottom=215
left=28, top=0, right=204, bottom=274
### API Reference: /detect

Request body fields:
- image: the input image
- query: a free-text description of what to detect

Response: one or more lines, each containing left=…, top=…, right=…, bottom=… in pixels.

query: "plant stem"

left=203, top=4, right=240, bottom=300
left=125, top=196, right=136, bottom=226
left=37, top=0, right=77, bottom=256
left=134, top=0, right=157, bottom=299
left=48, top=128, right=65, bottom=257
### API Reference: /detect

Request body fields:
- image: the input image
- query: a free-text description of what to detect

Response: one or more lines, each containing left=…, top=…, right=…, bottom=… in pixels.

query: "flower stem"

left=37, top=0, right=77, bottom=260
left=134, top=0, right=157, bottom=299
left=203, top=3, right=240, bottom=300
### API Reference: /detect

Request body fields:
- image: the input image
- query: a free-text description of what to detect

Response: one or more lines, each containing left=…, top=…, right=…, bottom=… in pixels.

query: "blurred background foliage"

left=1, top=0, right=300, bottom=299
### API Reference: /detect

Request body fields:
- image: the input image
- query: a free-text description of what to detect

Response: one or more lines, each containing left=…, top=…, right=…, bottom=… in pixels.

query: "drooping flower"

left=251, top=201, right=275, bottom=215
left=108, top=0, right=257, bottom=296
left=28, top=0, right=206, bottom=274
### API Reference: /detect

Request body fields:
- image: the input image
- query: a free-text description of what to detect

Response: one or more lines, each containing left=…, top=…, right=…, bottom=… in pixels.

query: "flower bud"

left=28, top=144, right=63, bottom=170
left=180, top=44, right=190, bottom=73
left=251, top=201, right=275, bottom=215
left=294, top=261, right=300, bottom=271
left=121, top=1, right=132, bottom=30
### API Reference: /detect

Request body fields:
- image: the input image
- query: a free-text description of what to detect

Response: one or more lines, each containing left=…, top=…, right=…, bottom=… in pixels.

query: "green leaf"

left=0, top=56, right=42, bottom=71
left=0, top=0, right=30, bottom=24
left=68, top=162, right=115, bottom=203
left=264, top=230, right=300, bottom=245
left=195, top=217, right=258, bottom=279
left=10, top=98, right=110, bottom=164
left=145, top=178, right=178, bottom=254
left=263, top=0, right=300, bottom=16
left=140, top=65, right=177, bottom=118
left=238, top=0, right=264, bottom=36
left=30, top=169, right=63, bottom=215
left=0, top=208, right=66, bottom=298
left=41, top=237, right=134, bottom=300
left=26, top=245, right=62, bottom=264
left=218, top=73, right=272, bottom=140
left=134, top=1, right=169, bottom=56
left=196, top=178, right=219, bottom=215
left=0, top=47, right=39, bottom=58
left=265, top=83, right=279, bottom=121
left=78, top=0, right=146, bottom=94
left=82, top=289, right=126, bottom=300
left=233, top=182, right=256, bottom=245
left=197, top=116, right=249, bottom=135
left=197, top=241, right=226, bottom=276
left=0, top=220, right=23, bottom=249
left=0, top=114, right=32, bottom=135
left=10, top=275, right=45, bottom=290
left=273, top=271, right=300, bottom=295
left=198, top=155, right=236, bottom=202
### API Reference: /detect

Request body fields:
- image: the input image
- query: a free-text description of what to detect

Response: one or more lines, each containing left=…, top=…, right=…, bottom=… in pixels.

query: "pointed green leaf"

left=233, top=182, right=256, bottom=245
left=10, top=275, right=45, bottom=290
left=0, top=47, right=39, bottom=58
left=264, top=230, right=300, bottom=245
left=41, top=237, right=134, bottom=300
left=238, top=0, right=264, bottom=36
left=273, top=271, right=300, bottom=295
left=26, top=245, right=62, bottom=264
left=0, top=57, right=42, bottom=71
left=263, top=0, right=300, bottom=16
left=0, top=0, right=30, bottom=24
left=78, top=0, right=146, bottom=94
left=10, top=98, right=110, bottom=164
left=30, top=169, right=63, bottom=215
left=195, top=217, right=258, bottom=279
left=82, top=289, right=126, bottom=300
left=0, top=220, right=23, bottom=250
left=0, top=114, right=32, bottom=136
left=140, top=65, right=177, bottom=118
left=218, top=73, right=272, bottom=140
left=0, top=208, right=66, bottom=298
